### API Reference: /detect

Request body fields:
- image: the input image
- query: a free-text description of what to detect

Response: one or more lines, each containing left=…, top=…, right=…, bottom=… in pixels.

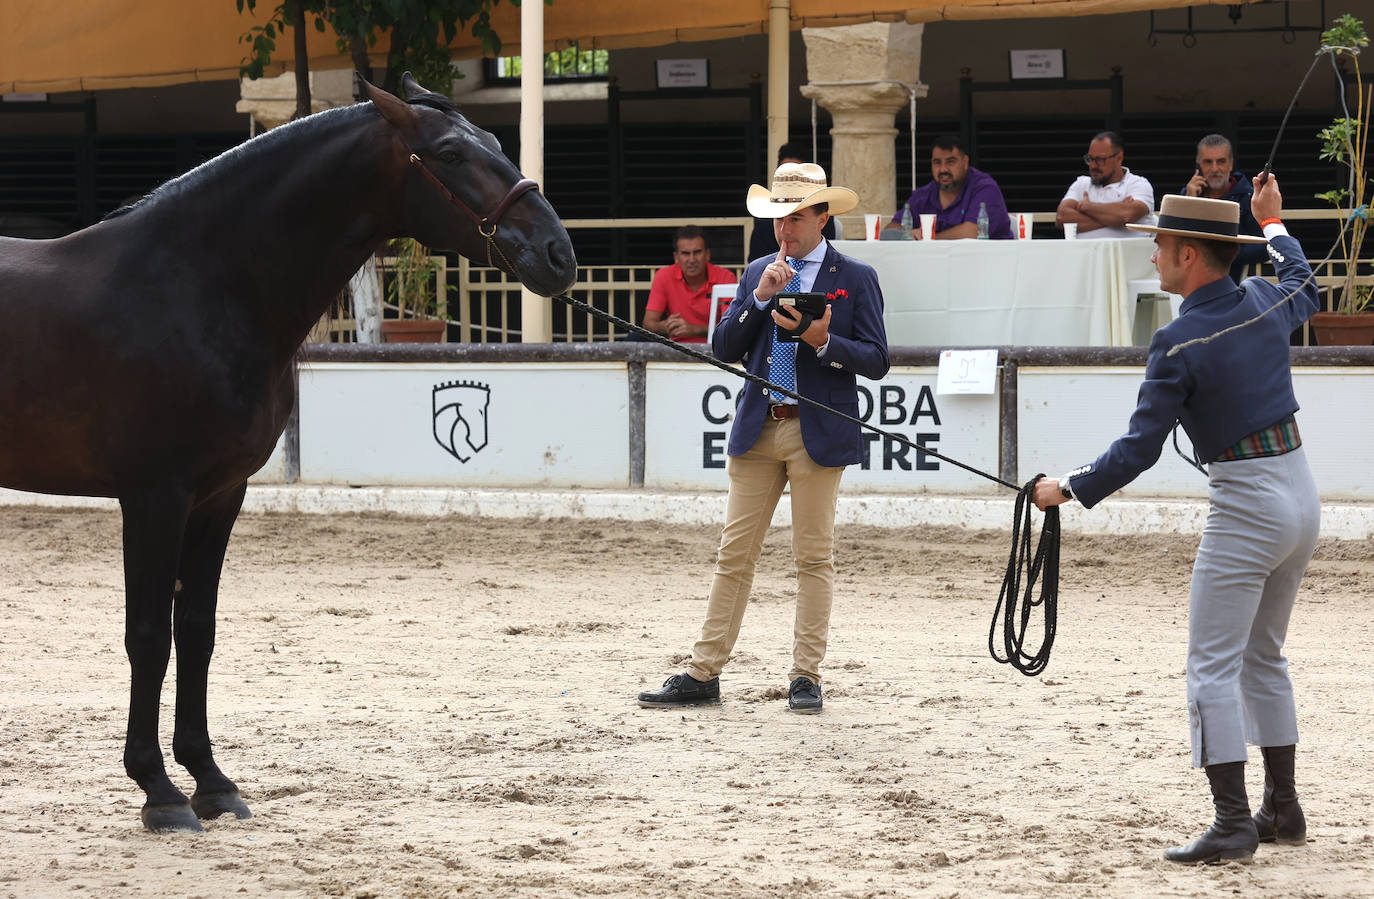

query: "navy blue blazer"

left=1069, top=232, right=1318, bottom=508
left=711, top=241, right=890, bottom=468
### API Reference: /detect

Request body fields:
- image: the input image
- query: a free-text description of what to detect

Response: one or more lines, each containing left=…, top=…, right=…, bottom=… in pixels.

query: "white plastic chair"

left=708, top=282, right=737, bottom=337
left=1128, top=278, right=1184, bottom=345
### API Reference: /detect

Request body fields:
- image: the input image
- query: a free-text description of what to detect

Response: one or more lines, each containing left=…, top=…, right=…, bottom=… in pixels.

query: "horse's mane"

left=102, top=104, right=372, bottom=220
left=99, top=92, right=464, bottom=223
left=408, top=91, right=460, bottom=114
left=102, top=202, right=141, bottom=222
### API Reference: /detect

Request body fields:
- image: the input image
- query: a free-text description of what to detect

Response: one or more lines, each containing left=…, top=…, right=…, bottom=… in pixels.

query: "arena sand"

left=0, top=506, right=1370, bottom=898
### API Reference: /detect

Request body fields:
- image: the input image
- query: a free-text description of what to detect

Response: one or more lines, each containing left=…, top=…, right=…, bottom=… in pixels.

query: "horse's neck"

left=153, top=108, right=403, bottom=358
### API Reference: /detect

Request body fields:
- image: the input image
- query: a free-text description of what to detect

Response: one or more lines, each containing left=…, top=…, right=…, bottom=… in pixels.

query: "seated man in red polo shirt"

left=639, top=225, right=737, bottom=344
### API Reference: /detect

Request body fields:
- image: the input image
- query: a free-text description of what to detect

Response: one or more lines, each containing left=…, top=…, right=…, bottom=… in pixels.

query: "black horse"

left=0, top=75, right=576, bottom=832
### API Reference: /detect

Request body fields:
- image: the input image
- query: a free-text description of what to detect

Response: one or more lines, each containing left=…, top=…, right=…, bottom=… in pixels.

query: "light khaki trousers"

left=685, top=418, right=845, bottom=685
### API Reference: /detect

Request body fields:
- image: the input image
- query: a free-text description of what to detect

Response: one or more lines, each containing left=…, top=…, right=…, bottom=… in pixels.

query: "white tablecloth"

left=834, top=238, right=1159, bottom=346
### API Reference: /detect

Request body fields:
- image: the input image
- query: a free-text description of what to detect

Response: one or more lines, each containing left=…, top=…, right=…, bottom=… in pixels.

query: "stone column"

left=235, top=69, right=356, bottom=131
left=800, top=22, right=927, bottom=239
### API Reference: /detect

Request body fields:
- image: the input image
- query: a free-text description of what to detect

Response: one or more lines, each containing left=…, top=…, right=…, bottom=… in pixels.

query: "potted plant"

left=1310, top=14, right=1374, bottom=345
left=381, top=238, right=449, bottom=343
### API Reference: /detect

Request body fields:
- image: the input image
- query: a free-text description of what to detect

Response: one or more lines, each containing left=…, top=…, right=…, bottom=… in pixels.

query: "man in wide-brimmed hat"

left=637, top=162, right=890, bottom=714
left=1032, top=180, right=1321, bottom=864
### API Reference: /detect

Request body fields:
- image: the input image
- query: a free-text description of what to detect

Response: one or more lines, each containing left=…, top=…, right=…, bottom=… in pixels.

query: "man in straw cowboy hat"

left=1032, top=176, right=1319, bottom=864
left=637, top=162, right=889, bottom=714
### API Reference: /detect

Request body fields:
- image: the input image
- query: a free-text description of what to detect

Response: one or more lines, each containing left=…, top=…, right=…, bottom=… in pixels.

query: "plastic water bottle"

left=976, top=202, right=990, bottom=239
left=900, top=206, right=913, bottom=239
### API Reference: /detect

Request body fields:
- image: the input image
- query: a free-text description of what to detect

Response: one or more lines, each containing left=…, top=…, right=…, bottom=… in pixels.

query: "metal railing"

left=309, top=209, right=1369, bottom=345
left=313, top=217, right=755, bottom=343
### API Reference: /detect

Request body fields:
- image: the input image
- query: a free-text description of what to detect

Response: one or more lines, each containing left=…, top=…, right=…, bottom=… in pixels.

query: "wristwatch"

left=1058, top=475, right=1074, bottom=500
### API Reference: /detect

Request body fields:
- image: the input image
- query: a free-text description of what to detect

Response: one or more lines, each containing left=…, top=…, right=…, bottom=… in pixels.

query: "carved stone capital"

left=235, top=69, right=357, bottom=131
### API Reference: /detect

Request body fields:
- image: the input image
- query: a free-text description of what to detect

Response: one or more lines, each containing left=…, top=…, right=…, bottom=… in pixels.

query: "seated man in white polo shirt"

left=1056, top=131, right=1157, bottom=238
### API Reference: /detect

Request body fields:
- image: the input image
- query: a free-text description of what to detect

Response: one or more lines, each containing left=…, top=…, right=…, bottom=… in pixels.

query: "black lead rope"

left=552, top=292, right=1020, bottom=489
left=989, top=476, right=1060, bottom=677
left=551, top=292, right=1061, bottom=677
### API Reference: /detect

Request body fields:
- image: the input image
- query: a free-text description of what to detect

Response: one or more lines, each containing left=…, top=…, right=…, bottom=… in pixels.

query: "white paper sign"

left=936, top=349, right=998, bottom=395
left=656, top=59, right=709, bottom=88
left=1009, top=49, right=1065, bottom=80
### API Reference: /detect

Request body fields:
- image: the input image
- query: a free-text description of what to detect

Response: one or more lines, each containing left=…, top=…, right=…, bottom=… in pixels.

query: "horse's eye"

left=439, top=150, right=460, bottom=163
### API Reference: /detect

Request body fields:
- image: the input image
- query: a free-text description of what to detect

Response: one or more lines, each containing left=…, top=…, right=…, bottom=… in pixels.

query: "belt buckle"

left=769, top=403, right=785, bottom=420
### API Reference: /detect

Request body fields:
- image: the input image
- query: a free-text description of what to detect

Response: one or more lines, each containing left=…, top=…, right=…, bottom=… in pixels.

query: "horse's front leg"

left=172, top=483, right=252, bottom=823
left=120, top=487, right=200, bottom=833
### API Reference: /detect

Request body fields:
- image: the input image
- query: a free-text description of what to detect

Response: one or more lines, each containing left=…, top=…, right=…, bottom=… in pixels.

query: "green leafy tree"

left=237, top=0, right=528, bottom=101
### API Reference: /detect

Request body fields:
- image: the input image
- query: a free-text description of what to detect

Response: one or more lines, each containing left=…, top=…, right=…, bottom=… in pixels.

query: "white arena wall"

left=243, top=345, right=1374, bottom=501
left=7, top=345, right=1374, bottom=536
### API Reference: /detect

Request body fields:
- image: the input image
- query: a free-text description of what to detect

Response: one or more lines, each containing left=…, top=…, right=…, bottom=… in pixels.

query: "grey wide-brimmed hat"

left=1126, top=194, right=1267, bottom=244
left=746, top=162, right=859, bottom=218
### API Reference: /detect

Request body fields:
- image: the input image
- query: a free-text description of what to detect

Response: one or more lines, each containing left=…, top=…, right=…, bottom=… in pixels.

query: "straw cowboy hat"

left=746, top=162, right=859, bottom=218
left=1126, top=194, right=1267, bottom=244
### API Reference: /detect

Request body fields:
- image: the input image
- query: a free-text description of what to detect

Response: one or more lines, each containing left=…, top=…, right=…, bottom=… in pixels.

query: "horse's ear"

left=400, top=72, right=429, bottom=100
left=363, top=76, right=418, bottom=131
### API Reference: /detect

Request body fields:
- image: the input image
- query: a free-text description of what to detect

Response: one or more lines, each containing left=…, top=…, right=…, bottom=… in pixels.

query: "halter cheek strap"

left=405, top=147, right=539, bottom=273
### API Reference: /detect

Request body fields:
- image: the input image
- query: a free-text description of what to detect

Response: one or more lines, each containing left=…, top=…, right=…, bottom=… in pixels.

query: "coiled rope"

left=988, top=476, right=1059, bottom=677
left=551, top=292, right=1060, bottom=676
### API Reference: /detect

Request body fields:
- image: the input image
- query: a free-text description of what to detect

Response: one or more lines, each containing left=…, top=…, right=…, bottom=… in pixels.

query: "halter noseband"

left=405, top=147, right=539, bottom=272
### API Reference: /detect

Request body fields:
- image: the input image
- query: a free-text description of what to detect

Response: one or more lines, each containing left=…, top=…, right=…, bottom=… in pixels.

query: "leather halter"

left=405, top=147, right=539, bottom=273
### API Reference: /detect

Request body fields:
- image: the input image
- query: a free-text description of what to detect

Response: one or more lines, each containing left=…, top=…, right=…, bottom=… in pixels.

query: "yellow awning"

left=0, top=0, right=1270, bottom=94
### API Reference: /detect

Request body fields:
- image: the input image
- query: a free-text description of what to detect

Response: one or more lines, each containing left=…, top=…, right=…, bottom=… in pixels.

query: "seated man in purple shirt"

left=886, top=133, right=1013, bottom=240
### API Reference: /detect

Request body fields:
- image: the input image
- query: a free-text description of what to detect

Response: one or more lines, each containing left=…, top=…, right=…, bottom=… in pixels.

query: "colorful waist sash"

left=1213, top=417, right=1301, bottom=463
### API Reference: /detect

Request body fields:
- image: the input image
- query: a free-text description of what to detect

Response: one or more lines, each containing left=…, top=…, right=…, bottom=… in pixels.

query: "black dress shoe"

left=788, top=676, right=823, bottom=714
left=637, top=673, right=720, bottom=708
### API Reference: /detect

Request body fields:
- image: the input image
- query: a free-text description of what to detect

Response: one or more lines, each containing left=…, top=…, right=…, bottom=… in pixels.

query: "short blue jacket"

left=711, top=241, right=890, bottom=468
left=1068, top=232, right=1318, bottom=509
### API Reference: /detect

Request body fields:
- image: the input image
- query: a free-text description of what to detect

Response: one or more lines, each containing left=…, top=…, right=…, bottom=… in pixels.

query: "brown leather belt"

left=768, top=403, right=800, bottom=420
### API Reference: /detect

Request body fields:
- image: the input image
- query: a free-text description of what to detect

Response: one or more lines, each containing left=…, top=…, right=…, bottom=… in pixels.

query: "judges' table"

left=834, top=237, right=1159, bottom=346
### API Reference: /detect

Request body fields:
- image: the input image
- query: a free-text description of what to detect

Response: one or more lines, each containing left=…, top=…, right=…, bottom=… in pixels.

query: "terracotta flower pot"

left=1310, top=310, right=1374, bottom=347
left=381, top=319, right=446, bottom=343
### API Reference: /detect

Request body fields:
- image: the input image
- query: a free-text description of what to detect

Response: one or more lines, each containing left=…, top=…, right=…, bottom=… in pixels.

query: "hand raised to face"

left=756, top=245, right=794, bottom=304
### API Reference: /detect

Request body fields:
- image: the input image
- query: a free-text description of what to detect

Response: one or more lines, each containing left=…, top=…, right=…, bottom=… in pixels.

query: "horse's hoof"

left=141, top=802, right=204, bottom=834
left=191, top=790, right=253, bottom=821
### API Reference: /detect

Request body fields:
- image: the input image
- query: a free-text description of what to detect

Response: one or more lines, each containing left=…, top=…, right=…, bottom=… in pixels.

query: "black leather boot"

left=1254, top=745, right=1307, bottom=845
left=1164, top=762, right=1259, bottom=864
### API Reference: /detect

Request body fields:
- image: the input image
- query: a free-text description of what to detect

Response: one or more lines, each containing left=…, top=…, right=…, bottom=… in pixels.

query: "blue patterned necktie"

left=768, top=258, right=806, bottom=403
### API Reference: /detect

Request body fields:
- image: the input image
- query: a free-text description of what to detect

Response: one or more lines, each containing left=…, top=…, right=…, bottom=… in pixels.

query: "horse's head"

left=366, top=74, right=577, bottom=298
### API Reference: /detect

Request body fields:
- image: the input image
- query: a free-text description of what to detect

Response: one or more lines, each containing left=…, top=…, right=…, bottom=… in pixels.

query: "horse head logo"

left=432, top=380, right=491, bottom=463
